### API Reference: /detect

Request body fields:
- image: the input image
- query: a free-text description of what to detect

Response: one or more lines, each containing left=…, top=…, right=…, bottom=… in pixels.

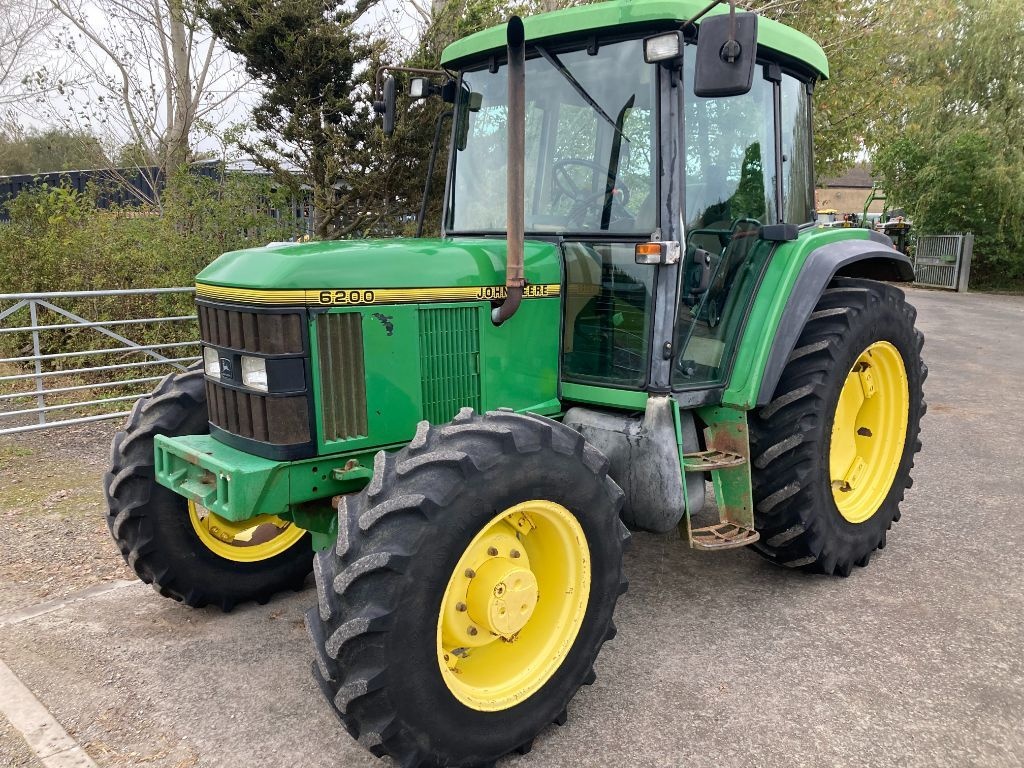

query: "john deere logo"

left=220, top=357, right=233, bottom=379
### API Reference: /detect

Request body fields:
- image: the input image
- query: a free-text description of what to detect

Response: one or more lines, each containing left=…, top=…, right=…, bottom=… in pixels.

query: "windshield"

left=448, top=38, right=657, bottom=235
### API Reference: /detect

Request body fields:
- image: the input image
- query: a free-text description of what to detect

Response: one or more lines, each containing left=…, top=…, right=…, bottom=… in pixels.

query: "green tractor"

left=103, top=1, right=926, bottom=765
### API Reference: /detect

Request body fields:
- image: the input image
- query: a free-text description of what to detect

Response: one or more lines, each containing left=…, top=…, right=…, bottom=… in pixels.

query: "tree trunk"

left=166, top=0, right=191, bottom=173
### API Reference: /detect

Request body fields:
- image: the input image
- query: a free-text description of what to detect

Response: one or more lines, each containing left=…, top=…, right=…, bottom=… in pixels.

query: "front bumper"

left=153, top=433, right=371, bottom=524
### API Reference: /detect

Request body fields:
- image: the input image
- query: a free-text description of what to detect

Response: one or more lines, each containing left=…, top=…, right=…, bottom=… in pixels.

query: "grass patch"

left=0, top=445, right=33, bottom=459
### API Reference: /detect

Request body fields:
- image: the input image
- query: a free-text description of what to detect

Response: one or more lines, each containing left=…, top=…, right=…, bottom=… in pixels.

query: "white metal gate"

left=913, top=233, right=974, bottom=291
left=0, top=288, right=198, bottom=435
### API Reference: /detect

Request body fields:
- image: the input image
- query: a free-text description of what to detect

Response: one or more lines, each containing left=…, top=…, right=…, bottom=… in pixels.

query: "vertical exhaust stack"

left=492, top=15, right=526, bottom=325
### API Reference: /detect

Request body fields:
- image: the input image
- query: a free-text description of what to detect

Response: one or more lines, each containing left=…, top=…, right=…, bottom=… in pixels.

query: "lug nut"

left=487, top=546, right=498, bottom=556
left=467, top=626, right=478, bottom=636
left=465, top=568, right=476, bottom=578
left=456, top=602, right=467, bottom=612
left=510, top=549, right=521, bottom=559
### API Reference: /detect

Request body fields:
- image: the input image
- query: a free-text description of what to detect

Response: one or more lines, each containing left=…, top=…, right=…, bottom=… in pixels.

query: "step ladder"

left=677, top=405, right=760, bottom=551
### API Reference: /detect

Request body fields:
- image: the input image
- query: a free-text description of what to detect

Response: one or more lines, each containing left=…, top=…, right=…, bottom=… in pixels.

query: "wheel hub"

left=436, top=501, right=591, bottom=712
left=466, top=557, right=539, bottom=638
left=829, top=341, right=909, bottom=523
left=188, top=501, right=306, bottom=562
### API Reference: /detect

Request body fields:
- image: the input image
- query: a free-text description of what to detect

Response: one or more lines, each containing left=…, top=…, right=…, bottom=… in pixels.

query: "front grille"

left=316, top=312, right=368, bottom=441
left=198, top=304, right=303, bottom=354
left=419, top=306, right=481, bottom=423
left=198, top=300, right=313, bottom=458
left=206, top=382, right=310, bottom=444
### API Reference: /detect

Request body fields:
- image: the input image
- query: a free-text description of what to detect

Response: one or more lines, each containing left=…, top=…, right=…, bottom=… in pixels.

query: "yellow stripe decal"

left=196, top=282, right=561, bottom=306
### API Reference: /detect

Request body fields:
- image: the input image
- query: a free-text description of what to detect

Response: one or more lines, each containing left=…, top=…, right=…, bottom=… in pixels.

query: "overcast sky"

left=18, top=0, right=424, bottom=160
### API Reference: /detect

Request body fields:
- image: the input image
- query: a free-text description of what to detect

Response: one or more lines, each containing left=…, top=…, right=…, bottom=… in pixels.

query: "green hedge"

left=0, top=173, right=304, bottom=383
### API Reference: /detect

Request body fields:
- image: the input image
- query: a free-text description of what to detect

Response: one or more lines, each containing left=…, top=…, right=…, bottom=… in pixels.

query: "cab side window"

left=672, top=50, right=777, bottom=388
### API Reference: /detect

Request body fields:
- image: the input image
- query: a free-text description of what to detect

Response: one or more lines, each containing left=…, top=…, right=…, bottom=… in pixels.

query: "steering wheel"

left=551, top=158, right=632, bottom=227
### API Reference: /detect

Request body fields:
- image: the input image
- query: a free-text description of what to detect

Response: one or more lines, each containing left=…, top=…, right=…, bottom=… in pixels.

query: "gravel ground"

left=0, top=421, right=132, bottom=613
left=0, top=286, right=1022, bottom=768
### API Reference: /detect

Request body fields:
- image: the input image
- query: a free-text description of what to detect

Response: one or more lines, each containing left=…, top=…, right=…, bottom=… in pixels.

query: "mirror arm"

left=684, top=0, right=741, bottom=59
left=684, top=0, right=725, bottom=27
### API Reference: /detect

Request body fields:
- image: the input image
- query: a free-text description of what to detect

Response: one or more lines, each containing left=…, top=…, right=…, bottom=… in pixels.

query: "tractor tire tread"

left=749, top=277, right=926, bottom=575
left=103, top=364, right=312, bottom=609
left=308, top=409, right=627, bottom=767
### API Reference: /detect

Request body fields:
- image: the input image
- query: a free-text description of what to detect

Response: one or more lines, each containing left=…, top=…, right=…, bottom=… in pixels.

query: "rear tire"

left=306, top=409, right=629, bottom=767
left=749, top=278, right=926, bottom=575
left=103, top=366, right=313, bottom=610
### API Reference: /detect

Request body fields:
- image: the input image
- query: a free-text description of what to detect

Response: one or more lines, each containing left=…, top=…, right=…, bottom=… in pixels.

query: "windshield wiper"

left=534, top=45, right=630, bottom=143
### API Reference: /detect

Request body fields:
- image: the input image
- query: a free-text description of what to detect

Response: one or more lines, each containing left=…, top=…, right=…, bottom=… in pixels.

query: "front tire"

left=749, top=278, right=926, bottom=575
left=306, top=409, right=629, bottom=767
left=103, top=366, right=313, bottom=610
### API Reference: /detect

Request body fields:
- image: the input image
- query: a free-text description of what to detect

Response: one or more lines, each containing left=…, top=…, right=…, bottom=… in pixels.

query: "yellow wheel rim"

left=187, top=500, right=306, bottom=563
left=829, top=341, right=909, bottom=524
left=436, top=500, right=591, bottom=712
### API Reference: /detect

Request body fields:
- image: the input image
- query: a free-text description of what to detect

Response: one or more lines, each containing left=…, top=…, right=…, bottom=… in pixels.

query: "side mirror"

left=693, top=12, right=758, bottom=98
left=688, top=247, right=713, bottom=295
left=454, top=91, right=483, bottom=152
left=373, top=76, right=397, bottom=136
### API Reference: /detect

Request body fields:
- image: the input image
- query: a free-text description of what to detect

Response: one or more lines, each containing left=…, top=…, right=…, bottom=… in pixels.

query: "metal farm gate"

left=0, top=288, right=198, bottom=435
left=913, top=233, right=974, bottom=291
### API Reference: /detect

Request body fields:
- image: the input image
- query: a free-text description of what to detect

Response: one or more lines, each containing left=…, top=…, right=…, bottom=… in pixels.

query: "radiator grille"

left=317, top=312, right=368, bottom=441
left=205, top=382, right=310, bottom=444
left=419, top=307, right=481, bottom=423
left=198, top=304, right=303, bottom=354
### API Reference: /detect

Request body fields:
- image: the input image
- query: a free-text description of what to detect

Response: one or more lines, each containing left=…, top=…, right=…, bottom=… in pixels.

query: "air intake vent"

left=419, top=307, right=481, bottom=423
left=317, top=312, right=368, bottom=441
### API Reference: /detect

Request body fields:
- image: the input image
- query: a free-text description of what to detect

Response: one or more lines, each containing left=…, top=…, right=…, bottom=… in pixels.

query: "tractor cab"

left=435, top=3, right=821, bottom=402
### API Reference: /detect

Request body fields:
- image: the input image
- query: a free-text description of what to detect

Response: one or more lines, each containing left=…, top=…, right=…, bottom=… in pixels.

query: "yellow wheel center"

left=829, top=341, right=909, bottom=524
left=437, top=500, right=590, bottom=712
left=188, top=501, right=306, bottom=563
left=466, top=558, right=539, bottom=637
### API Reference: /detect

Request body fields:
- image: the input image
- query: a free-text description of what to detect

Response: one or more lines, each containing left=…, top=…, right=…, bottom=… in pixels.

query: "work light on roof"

left=409, top=77, right=430, bottom=99
left=643, top=31, right=684, bottom=63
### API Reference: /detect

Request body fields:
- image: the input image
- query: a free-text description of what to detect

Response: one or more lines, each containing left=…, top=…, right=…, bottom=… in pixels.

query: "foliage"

left=872, top=0, right=1024, bottom=288
left=201, top=0, right=378, bottom=239
left=746, top=0, right=923, bottom=179
left=199, top=0, right=550, bottom=239
left=0, top=0, right=55, bottom=107
left=0, top=173, right=304, bottom=361
left=25, top=0, right=249, bottom=208
left=0, top=124, right=110, bottom=175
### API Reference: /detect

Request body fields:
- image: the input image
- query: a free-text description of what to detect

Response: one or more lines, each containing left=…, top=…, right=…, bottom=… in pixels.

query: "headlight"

left=241, top=355, right=268, bottom=391
left=203, top=347, right=221, bottom=379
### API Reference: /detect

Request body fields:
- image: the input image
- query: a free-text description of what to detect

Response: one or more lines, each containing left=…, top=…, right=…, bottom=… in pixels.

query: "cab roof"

left=440, top=0, right=829, bottom=79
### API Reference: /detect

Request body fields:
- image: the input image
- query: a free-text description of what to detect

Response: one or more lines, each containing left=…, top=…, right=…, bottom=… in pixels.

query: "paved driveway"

left=1, top=287, right=1022, bottom=768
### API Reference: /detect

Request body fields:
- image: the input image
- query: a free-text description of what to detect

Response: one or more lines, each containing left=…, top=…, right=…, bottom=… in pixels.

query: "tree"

left=201, top=0, right=381, bottom=238
left=371, top=0, right=530, bottom=235
left=0, top=0, right=55, bottom=107
left=0, top=120, right=110, bottom=174
left=34, top=0, right=250, bottom=204
left=873, top=0, right=1024, bottom=287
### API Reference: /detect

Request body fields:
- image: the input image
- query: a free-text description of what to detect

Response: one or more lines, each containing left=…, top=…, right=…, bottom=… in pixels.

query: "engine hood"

left=196, top=237, right=562, bottom=293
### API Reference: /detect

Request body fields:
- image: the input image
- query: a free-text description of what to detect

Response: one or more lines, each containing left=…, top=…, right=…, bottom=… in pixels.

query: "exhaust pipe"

left=492, top=15, right=526, bottom=325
